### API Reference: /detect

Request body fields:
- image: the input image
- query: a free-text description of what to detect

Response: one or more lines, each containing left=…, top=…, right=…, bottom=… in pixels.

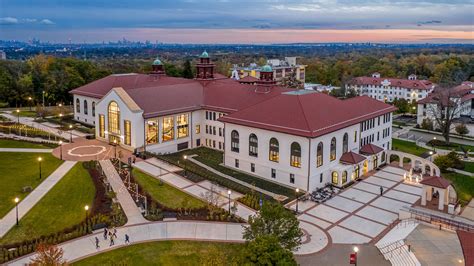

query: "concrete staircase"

left=376, top=219, right=421, bottom=266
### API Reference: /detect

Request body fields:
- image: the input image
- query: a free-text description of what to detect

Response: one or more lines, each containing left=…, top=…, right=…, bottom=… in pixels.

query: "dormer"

left=408, top=74, right=417, bottom=80
left=372, top=72, right=381, bottom=78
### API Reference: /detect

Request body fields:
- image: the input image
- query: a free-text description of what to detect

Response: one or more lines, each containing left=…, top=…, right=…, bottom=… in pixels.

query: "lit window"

left=290, top=142, right=301, bottom=168
left=162, top=116, right=174, bottom=142
left=177, top=114, right=189, bottom=138
left=249, top=133, right=258, bottom=157
left=331, top=171, right=338, bottom=185
left=108, top=101, right=120, bottom=135
left=269, top=138, right=279, bottom=162
left=124, top=120, right=131, bottom=145
left=99, top=114, right=105, bottom=138
left=195, top=124, right=200, bottom=134
left=330, top=137, right=336, bottom=161
left=342, top=171, right=347, bottom=184
left=146, top=119, right=158, bottom=144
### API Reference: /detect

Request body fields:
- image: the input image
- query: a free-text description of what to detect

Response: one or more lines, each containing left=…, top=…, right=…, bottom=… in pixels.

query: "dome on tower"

left=152, top=58, right=162, bottom=65
left=200, top=51, right=209, bottom=58
left=261, top=64, right=272, bottom=72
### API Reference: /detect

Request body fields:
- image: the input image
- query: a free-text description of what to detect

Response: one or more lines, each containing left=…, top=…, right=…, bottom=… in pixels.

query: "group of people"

left=94, top=227, right=130, bottom=249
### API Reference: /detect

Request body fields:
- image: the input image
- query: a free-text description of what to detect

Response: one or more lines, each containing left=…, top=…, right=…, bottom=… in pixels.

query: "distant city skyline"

left=1, top=0, right=473, bottom=44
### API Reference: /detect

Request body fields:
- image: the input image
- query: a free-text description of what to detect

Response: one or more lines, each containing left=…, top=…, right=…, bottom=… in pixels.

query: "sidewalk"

left=99, top=160, right=147, bottom=225
left=7, top=220, right=245, bottom=265
left=0, top=161, right=77, bottom=237
left=0, top=132, right=60, bottom=145
left=0, top=148, right=53, bottom=153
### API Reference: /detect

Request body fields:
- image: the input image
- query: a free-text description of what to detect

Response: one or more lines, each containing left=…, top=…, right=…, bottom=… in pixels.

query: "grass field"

left=0, top=163, right=95, bottom=245
left=392, top=139, right=430, bottom=157
left=73, top=241, right=242, bottom=266
left=461, top=161, right=474, bottom=173
left=132, top=169, right=206, bottom=209
left=442, top=172, right=474, bottom=205
left=0, top=152, right=62, bottom=218
left=0, top=139, right=56, bottom=149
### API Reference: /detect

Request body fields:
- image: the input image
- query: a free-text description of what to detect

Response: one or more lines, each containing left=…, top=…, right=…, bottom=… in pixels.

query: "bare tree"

left=426, top=88, right=462, bottom=145
left=200, top=184, right=221, bottom=217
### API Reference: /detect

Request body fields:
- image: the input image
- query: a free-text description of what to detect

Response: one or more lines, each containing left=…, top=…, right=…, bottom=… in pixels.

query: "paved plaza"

left=290, top=165, right=423, bottom=247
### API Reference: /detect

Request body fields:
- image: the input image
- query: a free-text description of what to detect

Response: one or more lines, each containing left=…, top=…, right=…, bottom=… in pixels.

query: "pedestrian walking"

left=95, top=237, right=100, bottom=249
left=103, top=228, right=108, bottom=240
left=112, top=228, right=117, bottom=238
left=380, top=186, right=383, bottom=196
left=125, top=234, right=130, bottom=244
left=110, top=236, right=115, bottom=246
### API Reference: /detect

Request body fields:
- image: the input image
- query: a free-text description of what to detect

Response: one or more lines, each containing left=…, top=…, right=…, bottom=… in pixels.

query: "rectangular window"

left=124, top=120, right=131, bottom=145
left=177, top=114, right=189, bottom=138
left=354, top=131, right=357, bottom=142
left=162, top=116, right=174, bottom=142
left=206, top=125, right=209, bottom=134
left=146, top=119, right=158, bottom=144
left=99, top=114, right=105, bottom=138
left=271, top=168, right=276, bottom=178
left=205, top=111, right=208, bottom=120
left=219, top=128, right=222, bottom=137
left=177, top=142, right=188, bottom=151
left=251, top=163, right=255, bottom=173
left=320, top=173, right=323, bottom=183
left=213, top=126, right=216, bottom=135
left=195, top=124, right=200, bottom=134
left=213, top=140, right=216, bottom=148
left=213, top=112, right=216, bottom=121
left=290, top=174, right=295, bottom=184
left=235, top=159, right=239, bottom=168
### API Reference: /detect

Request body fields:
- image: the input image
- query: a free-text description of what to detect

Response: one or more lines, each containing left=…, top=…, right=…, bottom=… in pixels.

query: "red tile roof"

left=457, top=230, right=474, bottom=266
left=420, top=176, right=452, bottom=189
left=219, top=92, right=397, bottom=137
left=418, top=82, right=474, bottom=104
left=238, top=76, right=259, bottom=83
left=349, top=76, right=435, bottom=90
left=359, top=144, right=384, bottom=155
left=340, top=152, right=366, bottom=165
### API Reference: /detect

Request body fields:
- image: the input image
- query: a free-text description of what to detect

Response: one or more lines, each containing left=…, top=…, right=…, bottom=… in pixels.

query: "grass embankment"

left=0, top=139, right=56, bottom=149
left=442, top=172, right=474, bottom=205
left=0, top=152, right=62, bottom=218
left=392, top=138, right=430, bottom=157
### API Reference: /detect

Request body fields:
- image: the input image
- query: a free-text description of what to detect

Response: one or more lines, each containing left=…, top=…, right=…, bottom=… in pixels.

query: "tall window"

left=269, top=138, right=279, bottom=162
left=92, top=102, right=96, bottom=117
left=352, top=165, right=360, bottom=180
left=84, top=100, right=88, bottom=115
left=177, top=114, right=189, bottom=138
left=76, top=98, right=80, bottom=113
left=146, top=119, right=158, bottom=144
left=108, top=101, right=120, bottom=134
left=249, top=134, right=258, bottom=157
left=317, top=142, right=323, bottom=167
left=330, top=137, right=336, bottom=161
left=124, top=120, right=131, bottom=145
left=342, top=171, right=347, bottom=184
left=290, top=142, right=301, bottom=168
left=99, top=114, right=105, bottom=137
left=343, top=133, right=349, bottom=153
left=162, top=116, right=174, bottom=142
left=331, top=171, right=338, bottom=185
left=231, top=130, right=239, bottom=152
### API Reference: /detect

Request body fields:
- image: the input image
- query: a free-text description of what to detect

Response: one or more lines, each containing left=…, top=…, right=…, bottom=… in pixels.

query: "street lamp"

left=59, top=140, right=63, bottom=160
left=432, top=136, right=437, bottom=152
left=429, top=151, right=433, bottom=162
left=353, top=246, right=359, bottom=266
left=113, top=139, right=117, bottom=158
left=69, top=124, right=73, bottom=143
left=42, top=91, right=45, bottom=108
left=16, top=109, right=20, bottom=124
left=84, top=205, right=89, bottom=222
left=227, top=189, right=232, bottom=213
left=28, top=97, right=32, bottom=111
left=14, top=197, right=19, bottom=226
left=183, top=155, right=188, bottom=176
left=295, top=188, right=300, bottom=213
left=38, top=157, right=42, bottom=179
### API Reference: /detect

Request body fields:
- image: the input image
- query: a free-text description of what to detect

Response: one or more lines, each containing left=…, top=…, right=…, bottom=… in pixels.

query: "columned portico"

left=420, top=175, right=457, bottom=211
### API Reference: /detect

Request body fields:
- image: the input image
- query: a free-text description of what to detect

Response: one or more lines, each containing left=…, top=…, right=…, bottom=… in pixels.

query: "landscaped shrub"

left=434, top=151, right=464, bottom=172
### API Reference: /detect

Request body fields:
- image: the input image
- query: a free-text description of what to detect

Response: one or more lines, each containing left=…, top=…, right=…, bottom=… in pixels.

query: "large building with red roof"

left=347, top=72, right=436, bottom=103
left=70, top=52, right=397, bottom=191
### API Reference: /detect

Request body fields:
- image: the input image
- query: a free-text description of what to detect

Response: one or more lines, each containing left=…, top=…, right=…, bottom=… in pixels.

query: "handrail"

left=405, top=206, right=474, bottom=231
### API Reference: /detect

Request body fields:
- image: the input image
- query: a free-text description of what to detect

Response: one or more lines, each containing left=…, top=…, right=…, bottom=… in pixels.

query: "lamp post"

left=113, top=139, right=117, bottom=158
left=59, top=140, right=63, bottom=160
left=432, top=137, right=437, bottom=152
left=38, top=157, right=42, bottom=179
left=69, top=124, right=73, bottom=143
left=84, top=205, right=89, bottom=223
left=16, top=109, right=20, bottom=124
left=295, top=188, right=300, bottom=213
left=14, top=197, right=19, bottom=226
left=183, top=155, right=188, bottom=176
left=352, top=246, right=359, bottom=266
left=227, top=189, right=232, bottom=213
left=429, top=151, right=433, bottom=162
left=28, top=97, right=32, bottom=111
left=42, top=91, right=45, bottom=108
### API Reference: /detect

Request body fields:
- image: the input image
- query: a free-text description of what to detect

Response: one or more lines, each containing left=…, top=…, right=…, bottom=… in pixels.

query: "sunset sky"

left=1, top=0, right=473, bottom=43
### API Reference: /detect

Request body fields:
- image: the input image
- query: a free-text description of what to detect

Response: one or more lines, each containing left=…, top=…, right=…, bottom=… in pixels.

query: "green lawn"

left=431, top=142, right=474, bottom=153
left=461, top=161, right=474, bottom=173
left=18, top=110, right=38, bottom=117
left=132, top=169, right=206, bottom=209
left=0, top=139, right=56, bottom=149
left=0, top=163, right=95, bottom=245
left=73, top=241, right=242, bottom=266
left=392, top=138, right=431, bottom=157
left=442, top=172, right=474, bottom=205
left=0, top=152, right=63, bottom=218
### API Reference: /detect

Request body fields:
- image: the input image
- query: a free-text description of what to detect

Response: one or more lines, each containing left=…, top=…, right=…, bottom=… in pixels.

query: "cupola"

left=196, top=51, right=215, bottom=80
left=151, top=57, right=165, bottom=75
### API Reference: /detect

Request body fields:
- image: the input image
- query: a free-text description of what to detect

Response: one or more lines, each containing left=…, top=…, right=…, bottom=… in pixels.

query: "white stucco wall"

left=73, top=94, right=100, bottom=126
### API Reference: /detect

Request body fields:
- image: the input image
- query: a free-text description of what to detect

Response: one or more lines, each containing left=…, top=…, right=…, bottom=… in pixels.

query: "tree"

left=455, top=123, right=469, bottom=138
left=30, top=243, right=68, bottom=266
left=239, top=235, right=297, bottom=266
left=393, top=98, right=409, bottom=114
left=426, top=88, right=462, bottom=145
left=280, top=67, right=303, bottom=89
left=434, top=151, right=464, bottom=172
left=181, top=60, right=194, bottom=79
left=243, top=202, right=303, bottom=251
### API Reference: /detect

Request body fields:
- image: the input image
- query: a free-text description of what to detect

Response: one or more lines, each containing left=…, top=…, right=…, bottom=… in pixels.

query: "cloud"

left=39, top=19, right=54, bottom=25
left=0, top=17, right=19, bottom=25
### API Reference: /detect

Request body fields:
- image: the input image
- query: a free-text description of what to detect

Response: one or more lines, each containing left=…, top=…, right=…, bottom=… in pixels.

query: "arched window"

left=92, top=102, right=96, bottom=117
left=231, top=130, right=239, bottom=152
left=108, top=101, right=120, bottom=135
left=331, top=171, right=338, bottom=185
left=83, top=100, right=88, bottom=115
left=353, top=165, right=360, bottom=180
left=381, top=151, right=386, bottom=162
left=343, top=133, right=349, bottom=153
left=316, top=142, right=323, bottom=167
left=249, top=134, right=258, bottom=157
left=330, top=137, right=337, bottom=161
left=342, top=171, right=347, bottom=184
left=269, top=138, right=279, bottom=162
left=76, top=98, right=80, bottom=113
left=290, top=142, right=301, bottom=168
